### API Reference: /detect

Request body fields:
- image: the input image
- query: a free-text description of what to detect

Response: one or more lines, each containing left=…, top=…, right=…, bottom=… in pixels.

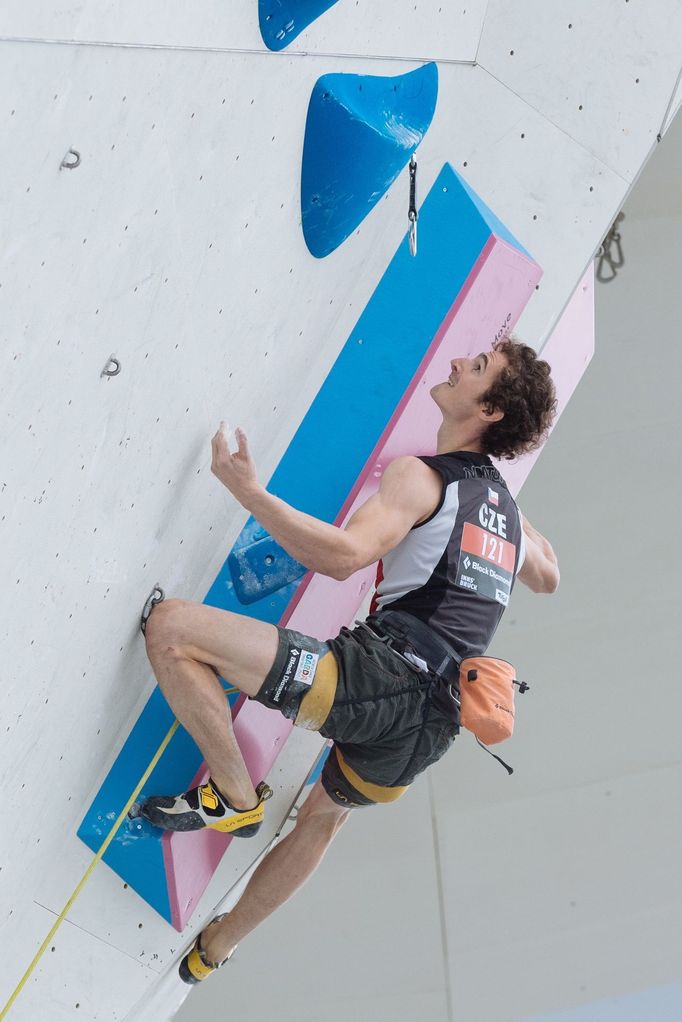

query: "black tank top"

left=370, top=451, right=525, bottom=658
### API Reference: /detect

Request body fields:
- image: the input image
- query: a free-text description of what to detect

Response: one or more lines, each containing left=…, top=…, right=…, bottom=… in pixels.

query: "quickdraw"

left=408, top=156, right=418, bottom=257
left=596, top=211, right=625, bottom=283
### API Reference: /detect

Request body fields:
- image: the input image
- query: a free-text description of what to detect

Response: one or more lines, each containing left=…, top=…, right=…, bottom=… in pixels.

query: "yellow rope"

left=0, top=686, right=239, bottom=1021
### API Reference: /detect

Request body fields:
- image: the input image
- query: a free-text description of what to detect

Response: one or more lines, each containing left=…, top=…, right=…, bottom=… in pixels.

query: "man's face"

left=430, top=349, right=507, bottom=423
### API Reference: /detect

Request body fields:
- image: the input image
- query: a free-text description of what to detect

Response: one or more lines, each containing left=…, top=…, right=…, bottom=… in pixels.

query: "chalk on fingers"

left=221, top=421, right=237, bottom=454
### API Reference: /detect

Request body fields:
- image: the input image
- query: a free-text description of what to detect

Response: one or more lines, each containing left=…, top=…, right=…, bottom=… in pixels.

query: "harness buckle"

left=402, top=650, right=429, bottom=672
left=353, top=619, right=429, bottom=674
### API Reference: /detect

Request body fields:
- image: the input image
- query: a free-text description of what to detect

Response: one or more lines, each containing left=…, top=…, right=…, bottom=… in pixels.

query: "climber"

left=139, top=335, right=559, bottom=983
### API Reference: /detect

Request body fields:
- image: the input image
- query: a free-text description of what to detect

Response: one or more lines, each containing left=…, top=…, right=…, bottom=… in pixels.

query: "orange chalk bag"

left=458, top=656, right=530, bottom=774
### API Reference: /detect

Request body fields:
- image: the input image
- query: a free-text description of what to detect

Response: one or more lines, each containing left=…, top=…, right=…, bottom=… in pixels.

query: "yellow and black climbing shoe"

left=136, top=779, right=273, bottom=835
left=179, top=913, right=235, bottom=984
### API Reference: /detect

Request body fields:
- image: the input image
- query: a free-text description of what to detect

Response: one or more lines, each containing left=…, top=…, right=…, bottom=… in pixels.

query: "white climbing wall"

left=1, top=2, right=680, bottom=1020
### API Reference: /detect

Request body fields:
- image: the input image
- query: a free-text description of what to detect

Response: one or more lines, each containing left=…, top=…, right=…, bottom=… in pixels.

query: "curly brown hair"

left=479, top=336, right=557, bottom=460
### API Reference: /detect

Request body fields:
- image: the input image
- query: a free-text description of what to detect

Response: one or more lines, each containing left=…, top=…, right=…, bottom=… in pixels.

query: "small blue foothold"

left=228, top=535, right=307, bottom=604
left=301, top=64, right=439, bottom=258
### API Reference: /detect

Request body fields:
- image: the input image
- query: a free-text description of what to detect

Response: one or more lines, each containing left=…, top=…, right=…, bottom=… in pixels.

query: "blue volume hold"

left=301, top=64, right=439, bottom=259
left=259, top=0, right=340, bottom=51
left=228, top=534, right=307, bottom=604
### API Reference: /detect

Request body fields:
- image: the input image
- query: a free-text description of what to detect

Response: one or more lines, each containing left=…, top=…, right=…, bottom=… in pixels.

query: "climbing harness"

left=362, top=610, right=528, bottom=775
left=360, top=611, right=459, bottom=684
left=408, top=156, right=418, bottom=257
left=100, top=355, right=122, bottom=378
left=596, top=211, right=625, bottom=283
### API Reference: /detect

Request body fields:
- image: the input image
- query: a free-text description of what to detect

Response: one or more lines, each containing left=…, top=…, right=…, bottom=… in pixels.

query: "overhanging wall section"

left=1, top=6, right=678, bottom=1020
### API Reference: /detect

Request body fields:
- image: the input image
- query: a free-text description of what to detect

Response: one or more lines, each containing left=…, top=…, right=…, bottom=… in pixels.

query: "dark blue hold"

left=301, top=63, right=439, bottom=259
left=259, top=0, right=340, bottom=51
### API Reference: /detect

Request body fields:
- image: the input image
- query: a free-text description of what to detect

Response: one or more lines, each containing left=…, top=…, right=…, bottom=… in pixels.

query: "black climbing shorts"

left=253, top=621, right=460, bottom=808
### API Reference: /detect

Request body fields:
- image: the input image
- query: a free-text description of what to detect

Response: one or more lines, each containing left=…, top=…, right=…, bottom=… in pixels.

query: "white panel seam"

left=473, top=0, right=491, bottom=66
left=657, top=61, right=682, bottom=138
left=31, top=899, right=164, bottom=974
left=475, top=59, right=634, bottom=185
left=427, top=771, right=454, bottom=1022
left=0, top=35, right=478, bottom=65
left=537, top=119, right=662, bottom=356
